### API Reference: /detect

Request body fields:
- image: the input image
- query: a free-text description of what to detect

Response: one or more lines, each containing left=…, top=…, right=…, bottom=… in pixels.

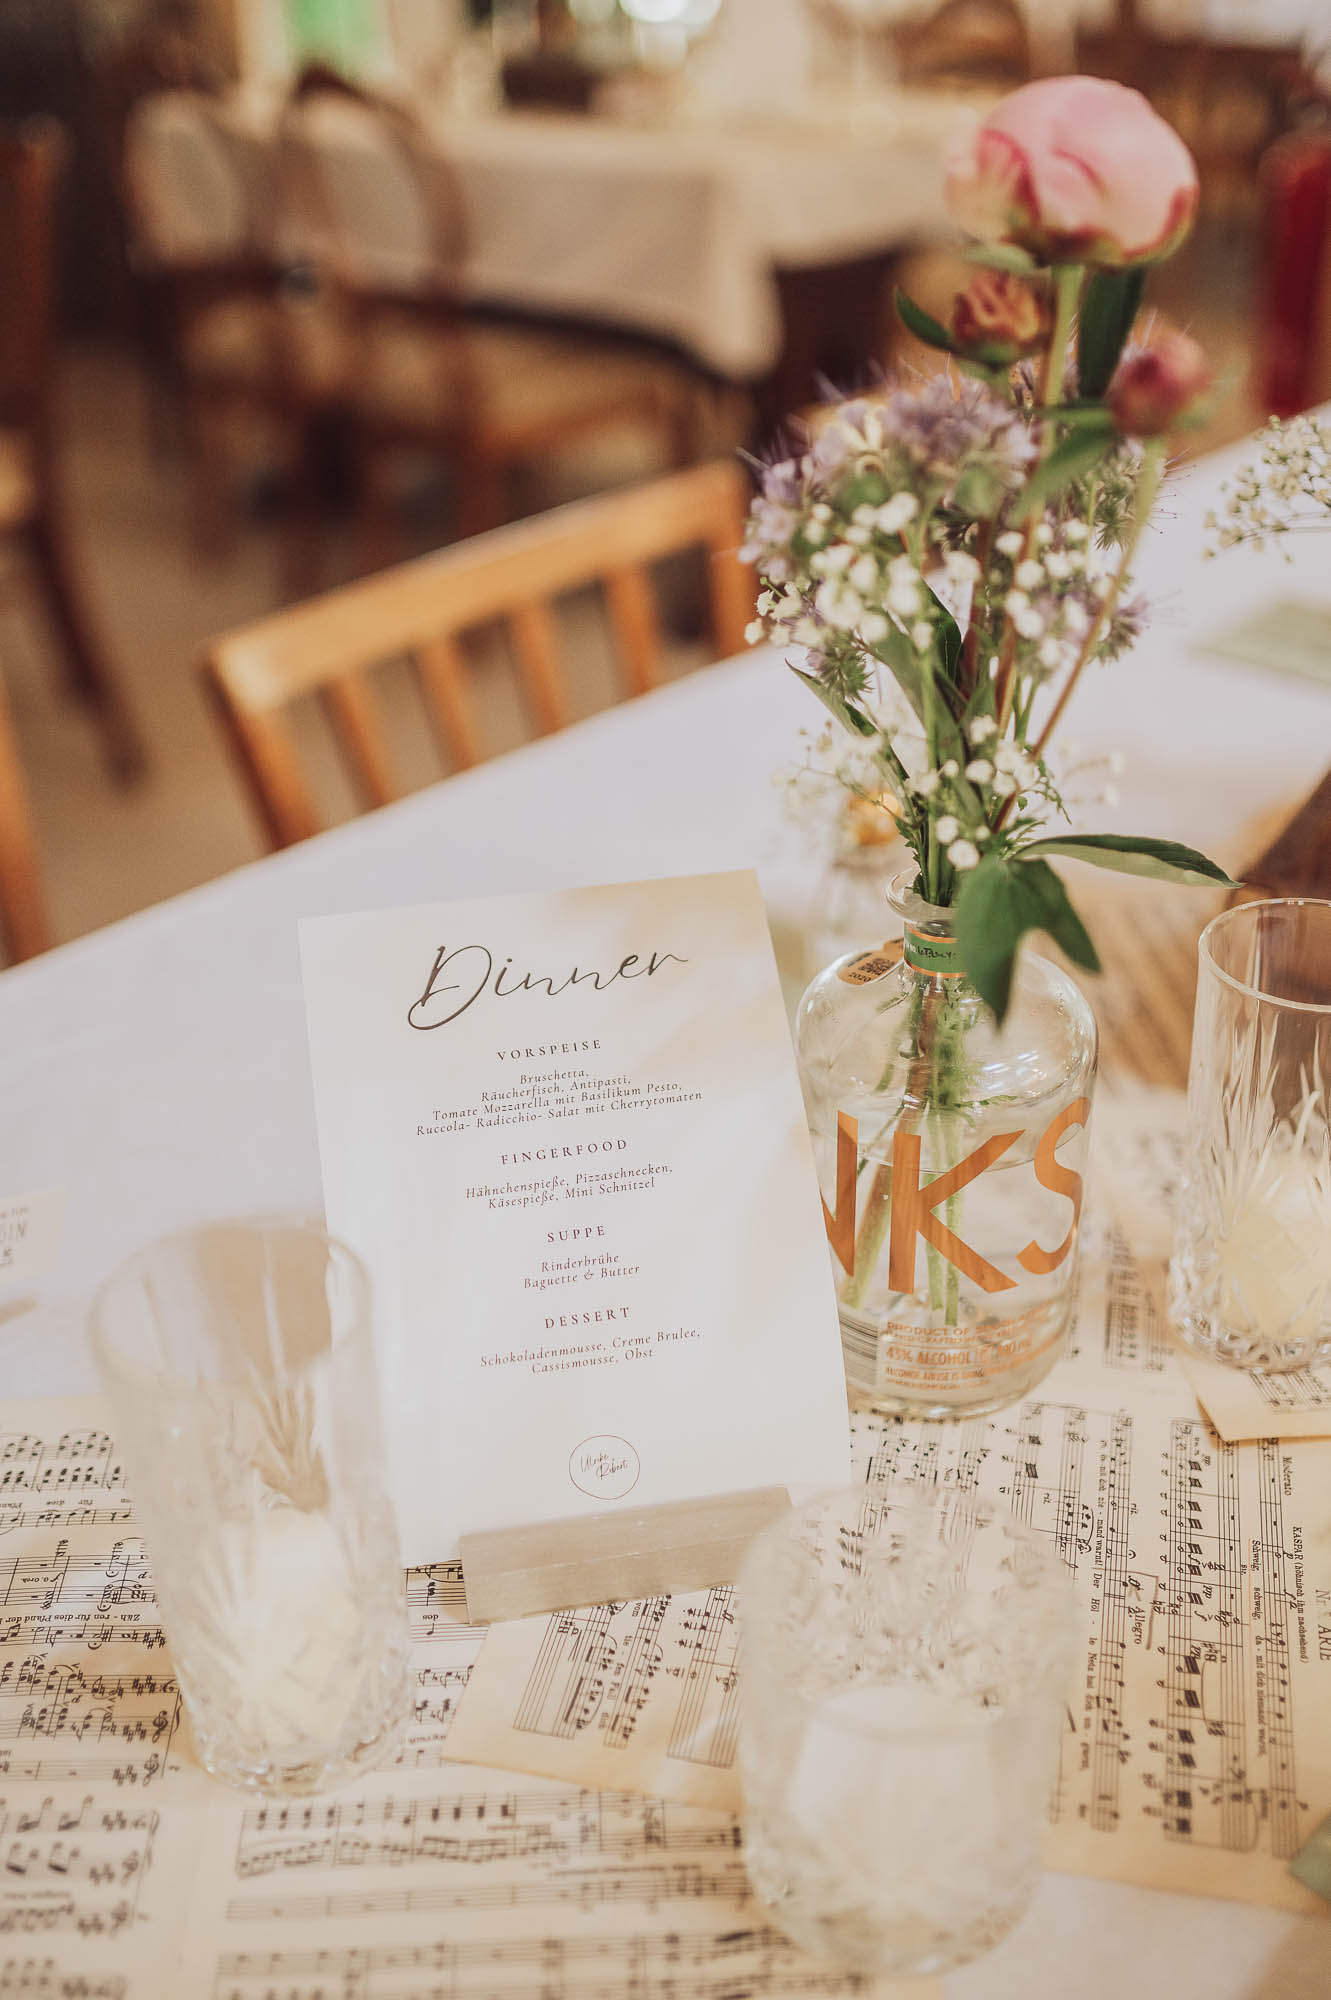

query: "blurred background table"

left=182, top=82, right=961, bottom=414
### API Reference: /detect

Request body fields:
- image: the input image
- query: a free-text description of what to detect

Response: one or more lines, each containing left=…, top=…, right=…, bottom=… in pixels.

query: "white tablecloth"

left=137, top=87, right=959, bottom=378
left=1, top=438, right=1329, bottom=1992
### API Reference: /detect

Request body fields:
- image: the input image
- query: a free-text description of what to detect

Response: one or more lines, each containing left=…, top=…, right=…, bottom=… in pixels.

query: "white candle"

left=1218, top=1156, right=1331, bottom=1347
left=785, top=1679, right=1012, bottom=1891
left=202, top=1508, right=365, bottom=1751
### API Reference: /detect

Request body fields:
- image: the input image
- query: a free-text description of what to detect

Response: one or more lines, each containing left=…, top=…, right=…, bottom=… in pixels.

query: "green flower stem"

left=1026, top=436, right=1166, bottom=767
left=994, top=261, right=1085, bottom=732
left=1043, top=264, right=1084, bottom=414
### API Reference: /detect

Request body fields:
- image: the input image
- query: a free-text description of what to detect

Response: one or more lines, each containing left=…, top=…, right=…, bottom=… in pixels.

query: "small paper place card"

left=0, top=1191, right=63, bottom=1293
left=300, top=871, right=850, bottom=1566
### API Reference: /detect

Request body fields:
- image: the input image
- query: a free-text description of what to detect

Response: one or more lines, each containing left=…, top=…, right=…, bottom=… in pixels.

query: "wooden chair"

left=0, top=122, right=145, bottom=778
left=203, top=460, right=754, bottom=850
left=276, top=73, right=700, bottom=551
left=0, top=655, right=52, bottom=964
left=121, top=89, right=358, bottom=586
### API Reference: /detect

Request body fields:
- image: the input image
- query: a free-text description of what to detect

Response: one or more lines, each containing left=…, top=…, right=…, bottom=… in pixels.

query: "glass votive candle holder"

left=1170, top=897, right=1331, bottom=1373
left=737, top=1489, right=1073, bottom=1979
left=89, top=1218, right=411, bottom=1795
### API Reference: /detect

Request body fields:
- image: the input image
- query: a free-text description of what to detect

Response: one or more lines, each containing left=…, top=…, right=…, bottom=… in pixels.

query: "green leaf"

left=1023, top=833, right=1237, bottom=888
left=895, top=289, right=956, bottom=353
left=1013, top=426, right=1114, bottom=522
left=790, top=666, right=876, bottom=739
left=925, top=587, right=964, bottom=699
left=1077, top=266, right=1146, bottom=399
left=955, top=856, right=1101, bottom=1023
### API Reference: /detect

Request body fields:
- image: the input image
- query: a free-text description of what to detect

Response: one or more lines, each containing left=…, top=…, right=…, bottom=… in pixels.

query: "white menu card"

left=300, top=870, right=849, bottom=1565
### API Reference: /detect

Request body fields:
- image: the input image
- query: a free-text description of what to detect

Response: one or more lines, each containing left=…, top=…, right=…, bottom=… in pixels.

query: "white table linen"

left=1, top=436, right=1329, bottom=1992
left=134, top=87, right=961, bottom=378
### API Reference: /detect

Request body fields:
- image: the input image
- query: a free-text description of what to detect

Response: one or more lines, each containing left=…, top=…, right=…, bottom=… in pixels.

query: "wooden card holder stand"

left=459, top=1486, right=791, bottom=1624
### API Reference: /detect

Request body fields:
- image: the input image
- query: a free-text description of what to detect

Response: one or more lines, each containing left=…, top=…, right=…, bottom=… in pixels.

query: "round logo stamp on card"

left=569, top=1435, right=640, bottom=1500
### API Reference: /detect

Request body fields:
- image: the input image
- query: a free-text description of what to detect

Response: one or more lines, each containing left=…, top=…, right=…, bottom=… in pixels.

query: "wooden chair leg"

left=0, top=656, right=52, bottom=961
left=184, top=384, right=239, bottom=564
left=24, top=505, right=147, bottom=782
left=454, top=449, right=508, bottom=541
left=280, top=412, right=329, bottom=602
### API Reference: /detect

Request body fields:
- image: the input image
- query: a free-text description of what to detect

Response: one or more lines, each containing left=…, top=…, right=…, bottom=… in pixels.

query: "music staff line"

left=235, top=1788, right=741, bottom=1879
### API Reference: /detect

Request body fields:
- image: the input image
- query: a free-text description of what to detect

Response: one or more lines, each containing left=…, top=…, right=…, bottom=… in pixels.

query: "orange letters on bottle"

left=821, top=1111, right=859, bottom=1276
left=887, top=1129, right=1023, bottom=1295
left=1016, top=1096, right=1091, bottom=1275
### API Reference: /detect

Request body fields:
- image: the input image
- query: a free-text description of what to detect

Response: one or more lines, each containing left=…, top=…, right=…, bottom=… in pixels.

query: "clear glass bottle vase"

left=795, top=872, right=1098, bottom=1418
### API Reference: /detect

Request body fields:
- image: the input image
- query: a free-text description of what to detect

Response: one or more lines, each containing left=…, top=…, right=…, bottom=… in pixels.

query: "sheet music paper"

left=1181, top=1353, right=1331, bottom=1444
left=0, top=1397, right=203, bottom=1999
left=0, top=1396, right=935, bottom=1997
left=443, top=1591, right=742, bottom=1810
left=448, top=1224, right=1331, bottom=1916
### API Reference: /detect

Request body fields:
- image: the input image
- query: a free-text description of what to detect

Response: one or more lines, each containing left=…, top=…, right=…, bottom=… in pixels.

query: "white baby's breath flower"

left=852, top=504, right=878, bottom=525
left=887, top=581, right=922, bottom=617
left=1063, top=520, right=1088, bottom=542
left=935, top=814, right=960, bottom=844
left=1043, top=551, right=1072, bottom=580
left=965, top=758, right=994, bottom=783
left=1062, top=601, right=1091, bottom=637
left=876, top=493, right=919, bottom=533
left=845, top=525, right=872, bottom=546
left=944, top=550, right=981, bottom=583
left=859, top=610, right=889, bottom=643
left=947, top=838, right=980, bottom=870
left=815, top=581, right=861, bottom=629
left=993, top=745, right=1021, bottom=774
left=820, top=543, right=854, bottom=574
left=1004, top=589, right=1029, bottom=616
left=914, top=770, right=941, bottom=798
left=794, top=618, right=822, bottom=645
left=1034, top=523, right=1054, bottom=546
left=1037, top=636, right=1062, bottom=669
left=811, top=502, right=833, bottom=522
left=848, top=554, right=879, bottom=594
left=968, top=715, right=997, bottom=744
left=911, top=619, right=933, bottom=650
left=1016, top=758, right=1039, bottom=788
left=744, top=619, right=765, bottom=644
left=975, top=825, right=991, bottom=842
left=1014, top=559, right=1044, bottom=590
left=995, top=530, right=1024, bottom=558
left=991, top=771, right=1018, bottom=798
left=941, top=759, right=959, bottom=778
left=804, top=520, right=827, bottom=547
left=1013, top=606, right=1045, bottom=639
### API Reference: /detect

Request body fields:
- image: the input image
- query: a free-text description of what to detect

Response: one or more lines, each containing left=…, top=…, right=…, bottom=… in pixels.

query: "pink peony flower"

left=1108, top=331, right=1213, bottom=435
left=946, top=76, right=1200, bottom=267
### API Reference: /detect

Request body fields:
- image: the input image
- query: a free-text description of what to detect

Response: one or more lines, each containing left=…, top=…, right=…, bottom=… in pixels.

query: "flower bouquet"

left=744, top=76, right=1234, bottom=1416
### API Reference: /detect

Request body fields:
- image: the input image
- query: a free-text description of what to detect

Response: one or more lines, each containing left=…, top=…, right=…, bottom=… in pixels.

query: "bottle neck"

left=901, top=923, right=963, bottom=979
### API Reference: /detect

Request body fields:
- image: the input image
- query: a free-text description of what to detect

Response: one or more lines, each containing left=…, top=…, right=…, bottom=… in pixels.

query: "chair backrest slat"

left=0, top=658, right=51, bottom=963
left=414, top=634, right=483, bottom=770
left=204, top=461, right=755, bottom=848
left=603, top=564, right=662, bottom=696
left=507, top=600, right=571, bottom=737
left=322, top=672, right=398, bottom=810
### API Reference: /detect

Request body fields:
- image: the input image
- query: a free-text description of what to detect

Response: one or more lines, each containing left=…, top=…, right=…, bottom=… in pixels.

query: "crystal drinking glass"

left=737, top=1489, right=1073, bottom=1979
left=89, top=1219, right=411, bottom=1794
left=1170, top=897, right=1331, bottom=1372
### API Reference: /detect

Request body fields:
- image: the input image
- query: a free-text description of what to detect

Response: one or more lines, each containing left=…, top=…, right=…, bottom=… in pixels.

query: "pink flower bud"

left=1108, top=332, right=1213, bottom=436
left=949, top=269, right=1050, bottom=362
left=946, top=76, right=1199, bottom=268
